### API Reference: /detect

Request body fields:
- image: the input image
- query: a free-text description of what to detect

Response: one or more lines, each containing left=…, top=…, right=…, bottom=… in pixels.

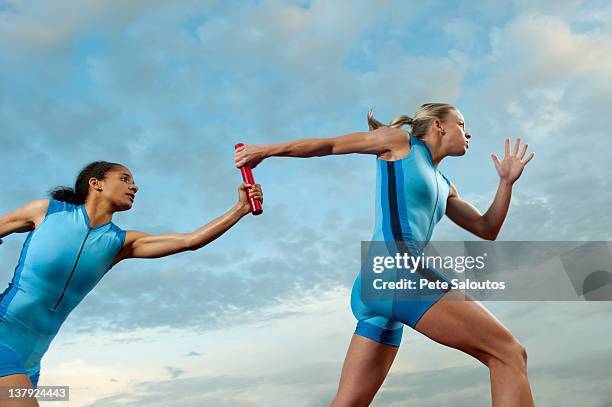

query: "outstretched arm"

left=446, top=138, right=535, bottom=240
left=234, top=127, right=408, bottom=168
left=113, top=183, right=262, bottom=263
left=0, top=199, right=49, bottom=244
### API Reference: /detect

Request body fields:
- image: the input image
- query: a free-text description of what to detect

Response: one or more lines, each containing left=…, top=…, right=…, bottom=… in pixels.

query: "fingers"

left=247, top=184, right=261, bottom=193
left=234, top=153, right=244, bottom=168
left=505, top=137, right=531, bottom=160
left=234, top=145, right=246, bottom=167
left=519, top=143, right=528, bottom=160
left=513, top=137, right=521, bottom=156
left=491, top=154, right=501, bottom=170
left=234, top=154, right=255, bottom=169
left=522, top=152, right=535, bottom=165
left=249, top=186, right=263, bottom=203
left=241, top=182, right=260, bottom=189
left=241, top=183, right=263, bottom=199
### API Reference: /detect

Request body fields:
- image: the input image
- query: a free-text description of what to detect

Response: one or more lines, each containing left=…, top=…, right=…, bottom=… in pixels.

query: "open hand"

left=491, top=138, right=535, bottom=184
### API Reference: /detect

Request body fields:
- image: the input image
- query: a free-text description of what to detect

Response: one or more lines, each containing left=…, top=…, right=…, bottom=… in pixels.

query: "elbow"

left=324, top=139, right=340, bottom=156
left=184, top=235, right=198, bottom=251
left=478, top=218, right=498, bottom=241
left=319, top=146, right=334, bottom=157
left=185, top=234, right=211, bottom=252
left=481, top=230, right=498, bottom=241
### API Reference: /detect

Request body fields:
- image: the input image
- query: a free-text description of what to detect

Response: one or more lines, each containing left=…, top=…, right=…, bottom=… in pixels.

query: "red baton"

left=235, top=143, right=263, bottom=215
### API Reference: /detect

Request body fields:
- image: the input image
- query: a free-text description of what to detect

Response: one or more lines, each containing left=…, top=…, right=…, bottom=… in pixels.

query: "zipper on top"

left=51, top=227, right=92, bottom=311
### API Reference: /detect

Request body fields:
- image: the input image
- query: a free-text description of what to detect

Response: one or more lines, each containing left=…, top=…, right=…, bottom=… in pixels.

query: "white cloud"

left=489, top=13, right=612, bottom=81
left=0, top=0, right=171, bottom=53
left=2, top=2, right=612, bottom=406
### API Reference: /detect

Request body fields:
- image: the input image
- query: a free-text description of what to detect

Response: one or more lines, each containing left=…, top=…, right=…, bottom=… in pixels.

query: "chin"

left=115, top=202, right=133, bottom=212
left=451, top=148, right=468, bottom=157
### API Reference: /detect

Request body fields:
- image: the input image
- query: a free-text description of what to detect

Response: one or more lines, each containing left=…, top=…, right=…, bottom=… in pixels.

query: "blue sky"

left=1, top=0, right=612, bottom=405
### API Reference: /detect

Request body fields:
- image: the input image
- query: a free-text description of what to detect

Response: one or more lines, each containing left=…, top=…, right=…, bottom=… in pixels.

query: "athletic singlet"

left=351, top=133, right=453, bottom=344
left=0, top=199, right=125, bottom=379
left=373, top=133, right=451, bottom=244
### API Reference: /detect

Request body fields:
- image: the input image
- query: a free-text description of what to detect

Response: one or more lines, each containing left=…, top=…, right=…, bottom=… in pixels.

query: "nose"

left=130, top=184, right=139, bottom=193
left=465, top=132, right=472, bottom=139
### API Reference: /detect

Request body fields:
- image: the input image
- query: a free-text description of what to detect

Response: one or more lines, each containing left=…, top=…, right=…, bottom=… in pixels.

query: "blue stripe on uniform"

left=394, top=159, right=412, bottom=241
left=385, top=162, right=404, bottom=241
left=379, top=161, right=393, bottom=241
left=0, top=231, right=34, bottom=318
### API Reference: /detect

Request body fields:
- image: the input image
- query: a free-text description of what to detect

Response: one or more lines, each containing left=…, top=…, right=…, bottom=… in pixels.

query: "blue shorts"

left=0, top=343, right=40, bottom=388
left=351, top=248, right=451, bottom=347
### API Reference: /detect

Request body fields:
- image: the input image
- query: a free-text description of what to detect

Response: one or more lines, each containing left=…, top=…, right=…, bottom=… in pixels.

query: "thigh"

left=414, top=290, right=517, bottom=362
left=351, top=273, right=404, bottom=347
left=332, top=334, right=399, bottom=407
left=0, top=374, right=39, bottom=407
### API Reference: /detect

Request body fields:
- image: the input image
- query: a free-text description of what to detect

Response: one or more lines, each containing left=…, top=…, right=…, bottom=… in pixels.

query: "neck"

left=421, top=135, right=445, bottom=167
left=83, top=199, right=113, bottom=227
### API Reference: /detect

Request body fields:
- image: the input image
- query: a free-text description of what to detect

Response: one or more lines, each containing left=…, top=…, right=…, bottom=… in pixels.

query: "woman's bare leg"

left=330, top=334, right=399, bottom=407
left=330, top=290, right=534, bottom=406
left=415, top=290, right=534, bottom=407
left=0, top=374, right=38, bottom=407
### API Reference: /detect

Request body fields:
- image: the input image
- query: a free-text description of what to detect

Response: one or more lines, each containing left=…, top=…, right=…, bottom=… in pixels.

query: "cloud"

left=0, top=0, right=173, bottom=53
left=1, top=3, right=612, bottom=406
left=164, top=366, right=186, bottom=379
left=85, top=361, right=340, bottom=407
left=378, top=347, right=612, bottom=406
left=57, top=207, right=363, bottom=334
left=81, top=345, right=612, bottom=406
left=490, top=14, right=612, bottom=80
left=433, top=10, right=612, bottom=242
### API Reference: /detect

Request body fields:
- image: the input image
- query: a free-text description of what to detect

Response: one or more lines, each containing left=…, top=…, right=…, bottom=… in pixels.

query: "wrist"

left=498, top=179, right=513, bottom=189
left=233, top=203, right=250, bottom=217
left=262, top=144, right=276, bottom=158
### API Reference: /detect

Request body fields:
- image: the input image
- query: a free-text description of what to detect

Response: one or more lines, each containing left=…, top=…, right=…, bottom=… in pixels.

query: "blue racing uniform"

left=351, top=134, right=452, bottom=346
left=0, top=199, right=125, bottom=386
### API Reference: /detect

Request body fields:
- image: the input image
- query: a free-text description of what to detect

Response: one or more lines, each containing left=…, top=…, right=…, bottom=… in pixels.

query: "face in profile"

left=96, top=166, right=139, bottom=211
left=442, top=109, right=472, bottom=156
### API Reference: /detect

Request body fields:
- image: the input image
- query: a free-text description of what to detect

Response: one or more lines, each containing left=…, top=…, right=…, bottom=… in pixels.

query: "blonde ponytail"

left=367, top=103, right=456, bottom=139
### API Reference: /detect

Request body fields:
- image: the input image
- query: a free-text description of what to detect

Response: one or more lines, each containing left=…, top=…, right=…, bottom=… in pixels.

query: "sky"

left=1, top=0, right=612, bottom=405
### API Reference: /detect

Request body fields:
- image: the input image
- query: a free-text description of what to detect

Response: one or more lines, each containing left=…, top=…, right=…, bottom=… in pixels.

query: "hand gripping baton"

left=235, top=143, right=263, bottom=215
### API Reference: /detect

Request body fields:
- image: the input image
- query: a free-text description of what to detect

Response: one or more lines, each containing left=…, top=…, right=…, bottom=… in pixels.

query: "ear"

left=432, top=118, right=444, bottom=132
left=89, top=177, right=103, bottom=192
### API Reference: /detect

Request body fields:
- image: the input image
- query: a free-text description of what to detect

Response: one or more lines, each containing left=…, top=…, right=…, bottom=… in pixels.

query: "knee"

left=508, top=340, right=528, bottom=370
left=482, top=336, right=528, bottom=373
left=331, top=392, right=372, bottom=407
left=518, top=341, right=528, bottom=364
left=330, top=389, right=375, bottom=407
left=501, top=340, right=528, bottom=372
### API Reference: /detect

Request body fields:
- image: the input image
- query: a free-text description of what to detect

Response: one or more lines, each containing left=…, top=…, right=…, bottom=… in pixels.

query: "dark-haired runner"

left=0, top=161, right=262, bottom=405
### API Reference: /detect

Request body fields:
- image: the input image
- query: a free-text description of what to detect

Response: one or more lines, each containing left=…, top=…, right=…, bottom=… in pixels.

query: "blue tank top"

left=0, top=199, right=125, bottom=337
left=373, top=133, right=451, bottom=244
